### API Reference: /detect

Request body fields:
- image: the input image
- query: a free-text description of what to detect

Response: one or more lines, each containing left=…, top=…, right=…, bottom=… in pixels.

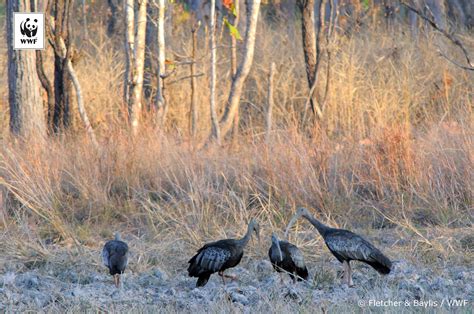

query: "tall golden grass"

left=0, top=16, right=472, bottom=253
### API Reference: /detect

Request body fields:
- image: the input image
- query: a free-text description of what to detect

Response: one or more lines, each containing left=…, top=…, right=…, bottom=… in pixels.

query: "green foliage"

left=362, top=0, right=370, bottom=11
left=230, top=3, right=237, bottom=16
left=223, top=17, right=242, bottom=40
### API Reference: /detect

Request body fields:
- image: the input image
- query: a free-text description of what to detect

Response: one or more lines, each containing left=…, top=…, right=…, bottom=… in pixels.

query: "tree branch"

left=400, top=1, right=473, bottom=71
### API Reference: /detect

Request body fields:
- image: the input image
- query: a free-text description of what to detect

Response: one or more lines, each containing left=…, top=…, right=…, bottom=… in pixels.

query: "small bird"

left=102, top=232, right=129, bottom=288
left=268, top=232, right=308, bottom=283
left=285, top=207, right=392, bottom=287
left=188, top=219, right=260, bottom=287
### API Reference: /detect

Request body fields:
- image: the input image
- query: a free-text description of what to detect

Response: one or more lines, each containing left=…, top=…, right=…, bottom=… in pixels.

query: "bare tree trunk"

left=47, top=0, right=98, bottom=147
left=265, top=62, right=275, bottom=144
left=214, top=0, right=261, bottom=140
left=298, top=0, right=323, bottom=121
left=298, top=0, right=316, bottom=115
left=67, top=60, right=98, bottom=149
left=144, top=0, right=156, bottom=108
left=231, top=0, right=240, bottom=143
left=123, top=0, right=135, bottom=107
left=321, top=0, right=331, bottom=110
left=155, top=0, right=167, bottom=125
left=107, top=0, right=119, bottom=37
left=52, top=0, right=73, bottom=132
left=81, top=0, right=89, bottom=41
left=129, top=0, right=148, bottom=135
left=36, top=50, right=54, bottom=131
left=209, top=0, right=221, bottom=143
left=190, top=21, right=200, bottom=139
left=7, top=0, right=46, bottom=138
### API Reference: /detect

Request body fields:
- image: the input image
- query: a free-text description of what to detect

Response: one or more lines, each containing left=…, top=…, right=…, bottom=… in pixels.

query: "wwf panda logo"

left=20, top=18, right=38, bottom=38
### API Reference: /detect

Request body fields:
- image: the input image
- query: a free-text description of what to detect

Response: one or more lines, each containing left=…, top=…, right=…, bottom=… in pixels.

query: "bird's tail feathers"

left=297, top=266, right=309, bottom=281
left=187, top=254, right=202, bottom=277
left=365, top=253, right=392, bottom=274
left=196, top=274, right=210, bottom=287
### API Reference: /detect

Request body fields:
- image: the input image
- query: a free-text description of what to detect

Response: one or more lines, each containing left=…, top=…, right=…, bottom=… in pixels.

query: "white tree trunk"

left=129, top=0, right=148, bottom=135
left=209, top=0, right=221, bottom=143
left=231, top=0, right=240, bottom=142
left=155, top=0, right=167, bottom=124
left=265, top=62, right=275, bottom=144
left=190, top=22, right=200, bottom=139
left=216, top=0, right=261, bottom=139
left=7, top=0, right=46, bottom=138
left=124, top=0, right=135, bottom=106
left=67, top=60, right=98, bottom=149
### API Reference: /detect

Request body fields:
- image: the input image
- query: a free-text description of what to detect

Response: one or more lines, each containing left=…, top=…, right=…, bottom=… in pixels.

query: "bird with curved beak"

left=102, top=232, right=129, bottom=288
left=269, top=232, right=308, bottom=283
left=188, top=219, right=260, bottom=287
left=285, top=207, right=392, bottom=287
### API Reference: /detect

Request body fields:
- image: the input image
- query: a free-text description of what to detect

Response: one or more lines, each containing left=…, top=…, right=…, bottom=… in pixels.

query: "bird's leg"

left=113, top=274, right=119, bottom=288
left=218, top=271, right=226, bottom=285
left=348, top=263, right=354, bottom=287
left=279, top=272, right=284, bottom=284
left=342, top=261, right=349, bottom=286
left=219, top=271, right=238, bottom=281
left=292, top=273, right=297, bottom=284
left=223, top=274, right=238, bottom=281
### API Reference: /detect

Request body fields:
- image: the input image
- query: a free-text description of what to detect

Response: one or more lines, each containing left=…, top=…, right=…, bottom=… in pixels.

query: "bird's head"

left=249, top=218, right=260, bottom=242
left=271, top=232, right=279, bottom=244
left=271, top=232, right=283, bottom=261
left=284, top=207, right=311, bottom=238
left=114, top=232, right=121, bottom=241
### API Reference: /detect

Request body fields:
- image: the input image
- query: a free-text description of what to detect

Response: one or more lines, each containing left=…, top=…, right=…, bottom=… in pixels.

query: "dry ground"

left=0, top=227, right=472, bottom=312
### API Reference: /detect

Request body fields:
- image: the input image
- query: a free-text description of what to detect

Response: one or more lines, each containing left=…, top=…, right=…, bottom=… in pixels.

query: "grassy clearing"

left=0, top=10, right=472, bottom=312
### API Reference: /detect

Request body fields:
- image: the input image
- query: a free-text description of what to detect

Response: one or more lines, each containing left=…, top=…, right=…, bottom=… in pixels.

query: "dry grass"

left=0, top=9, right=472, bottom=310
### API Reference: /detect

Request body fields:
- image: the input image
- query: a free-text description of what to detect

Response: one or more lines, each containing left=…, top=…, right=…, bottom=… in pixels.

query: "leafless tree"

left=230, top=0, right=241, bottom=142
left=212, top=0, right=261, bottom=141
left=33, top=1, right=52, bottom=124
left=155, top=0, right=167, bottom=124
left=47, top=0, right=98, bottom=148
left=298, top=0, right=324, bottom=121
left=35, top=48, right=54, bottom=130
left=144, top=0, right=157, bottom=107
left=209, top=0, right=221, bottom=144
left=190, top=21, right=200, bottom=139
left=265, top=62, right=275, bottom=144
left=107, top=0, right=121, bottom=37
left=7, top=0, right=46, bottom=138
left=123, top=0, right=135, bottom=107
left=50, top=0, right=73, bottom=132
left=127, top=0, right=148, bottom=135
left=81, top=0, right=89, bottom=40
left=402, top=1, right=473, bottom=71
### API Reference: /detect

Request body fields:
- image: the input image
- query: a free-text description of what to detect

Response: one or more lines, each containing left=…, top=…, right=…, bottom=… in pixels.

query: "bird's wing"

left=287, top=244, right=306, bottom=269
left=102, top=245, right=110, bottom=268
left=195, top=246, right=232, bottom=272
left=102, top=240, right=129, bottom=268
left=325, top=231, right=380, bottom=262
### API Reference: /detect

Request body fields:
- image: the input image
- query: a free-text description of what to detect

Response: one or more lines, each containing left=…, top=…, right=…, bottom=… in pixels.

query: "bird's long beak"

left=275, top=239, right=283, bottom=262
left=284, top=213, right=301, bottom=239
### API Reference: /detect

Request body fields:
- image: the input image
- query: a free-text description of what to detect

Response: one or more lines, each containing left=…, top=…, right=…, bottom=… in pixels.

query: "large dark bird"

left=102, top=232, right=129, bottom=288
left=285, top=207, right=392, bottom=286
left=188, top=219, right=260, bottom=287
left=268, top=232, right=308, bottom=283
